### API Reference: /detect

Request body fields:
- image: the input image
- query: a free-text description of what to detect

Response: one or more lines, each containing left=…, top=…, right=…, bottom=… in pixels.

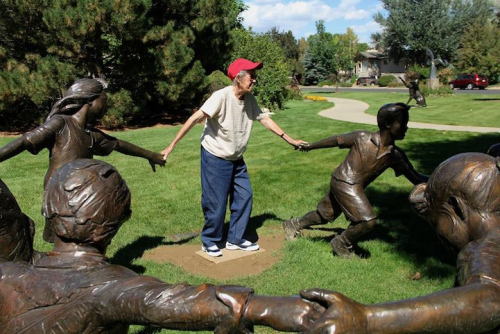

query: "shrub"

left=287, top=86, right=303, bottom=100
left=304, top=95, right=327, bottom=101
left=230, top=29, right=291, bottom=111
left=318, top=79, right=334, bottom=86
left=101, top=89, right=139, bottom=129
left=378, top=75, right=397, bottom=87
left=438, top=67, right=456, bottom=84
left=203, top=70, right=232, bottom=100
left=407, top=64, right=430, bottom=79
left=387, top=80, right=404, bottom=87
left=421, top=85, right=453, bottom=96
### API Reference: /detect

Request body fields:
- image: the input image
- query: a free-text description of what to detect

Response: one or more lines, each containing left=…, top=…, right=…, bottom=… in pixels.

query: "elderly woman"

left=161, top=58, right=306, bottom=257
left=0, top=78, right=165, bottom=241
left=301, top=152, right=499, bottom=333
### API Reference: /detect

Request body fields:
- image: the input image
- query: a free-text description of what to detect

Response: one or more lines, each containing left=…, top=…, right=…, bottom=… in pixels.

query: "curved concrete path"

left=319, top=97, right=500, bottom=133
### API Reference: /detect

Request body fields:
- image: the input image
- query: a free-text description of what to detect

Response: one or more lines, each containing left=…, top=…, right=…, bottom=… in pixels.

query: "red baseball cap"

left=227, top=58, right=263, bottom=80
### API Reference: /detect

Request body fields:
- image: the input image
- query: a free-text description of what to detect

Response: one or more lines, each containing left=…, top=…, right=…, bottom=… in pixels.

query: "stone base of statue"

left=196, top=247, right=265, bottom=263
left=427, top=78, right=440, bottom=90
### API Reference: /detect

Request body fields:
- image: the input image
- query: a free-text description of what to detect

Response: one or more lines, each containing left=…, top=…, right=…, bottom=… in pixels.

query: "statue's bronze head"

left=410, top=153, right=499, bottom=250
left=46, top=78, right=108, bottom=122
left=377, top=103, right=409, bottom=127
left=43, top=159, right=131, bottom=252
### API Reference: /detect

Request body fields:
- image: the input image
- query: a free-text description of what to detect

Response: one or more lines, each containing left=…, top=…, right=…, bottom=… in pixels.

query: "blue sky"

left=240, top=0, right=385, bottom=44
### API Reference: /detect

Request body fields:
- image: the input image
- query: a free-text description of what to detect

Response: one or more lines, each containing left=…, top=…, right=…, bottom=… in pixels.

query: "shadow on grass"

left=403, top=133, right=500, bottom=175
left=367, top=134, right=500, bottom=278
left=365, top=185, right=456, bottom=279
left=222, top=212, right=279, bottom=243
left=110, top=233, right=198, bottom=273
left=135, top=326, right=162, bottom=334
left=472, top=98, right=500, bottom=101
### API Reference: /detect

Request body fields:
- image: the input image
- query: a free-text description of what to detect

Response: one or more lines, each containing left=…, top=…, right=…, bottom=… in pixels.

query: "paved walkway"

left=319, top=97, right=500, bottom=133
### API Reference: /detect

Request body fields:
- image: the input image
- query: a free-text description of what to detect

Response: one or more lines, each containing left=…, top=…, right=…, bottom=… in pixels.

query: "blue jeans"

left=200, top=147, right=253, bottom=248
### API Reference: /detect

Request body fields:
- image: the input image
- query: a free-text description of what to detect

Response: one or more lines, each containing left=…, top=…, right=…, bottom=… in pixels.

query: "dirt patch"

left=144, top=232, right=285, bottom=280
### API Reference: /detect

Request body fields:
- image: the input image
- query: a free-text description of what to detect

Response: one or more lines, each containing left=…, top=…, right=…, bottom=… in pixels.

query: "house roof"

left=357, top=50, right=387, bottom=59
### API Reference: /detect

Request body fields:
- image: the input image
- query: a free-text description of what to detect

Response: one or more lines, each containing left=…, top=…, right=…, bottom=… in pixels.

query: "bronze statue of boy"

left=400, top=77, right=427, bottom=107
left=302, top=152, right=500, bottom=333
left=284, top=103, right=427, bottom=257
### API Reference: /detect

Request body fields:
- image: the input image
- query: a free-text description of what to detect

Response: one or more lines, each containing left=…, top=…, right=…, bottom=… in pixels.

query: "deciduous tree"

left=374, top=0, right=494, bottom=64
left=230, top=28, right=291, bottom=110
left=455, top=22, right=500, bottom=83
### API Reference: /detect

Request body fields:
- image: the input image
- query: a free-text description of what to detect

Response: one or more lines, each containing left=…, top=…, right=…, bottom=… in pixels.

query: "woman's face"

left=237, top=70, right=257, bottom=94
left=87, top=93, right=108, bottom=124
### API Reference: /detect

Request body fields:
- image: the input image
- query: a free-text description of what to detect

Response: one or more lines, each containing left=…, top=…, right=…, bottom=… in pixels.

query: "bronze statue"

left=284, top=103, right=427, bottom=257
left=0, top=78, right=165, bottom=242
left=0, top=178, right=34, bottom=263
left=400, top=77, right=427, bottom=107
left=300, top=152, right=500, bottom=334
left=487, top=143, right=500, bottom=157
left=0, top=159, right=323, bottom=333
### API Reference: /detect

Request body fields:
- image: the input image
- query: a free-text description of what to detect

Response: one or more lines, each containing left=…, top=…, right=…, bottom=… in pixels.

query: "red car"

left=449, top=74, right=488, bottom=90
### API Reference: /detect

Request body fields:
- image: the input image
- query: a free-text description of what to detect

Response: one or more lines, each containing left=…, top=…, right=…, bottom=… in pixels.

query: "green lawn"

left=0, top=98, right=498, bottom=333
left=310, top=90, right=500, bottom=128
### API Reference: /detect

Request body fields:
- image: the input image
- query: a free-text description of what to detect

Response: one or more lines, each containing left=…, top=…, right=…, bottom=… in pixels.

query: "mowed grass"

left=0, top=97, right=498, bottom=333
left=311, top=90, right=500, bottom=128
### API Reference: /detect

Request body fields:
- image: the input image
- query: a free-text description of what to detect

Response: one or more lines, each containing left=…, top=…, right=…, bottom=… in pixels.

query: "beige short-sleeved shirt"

left=200, top=86, right=263, bottom=160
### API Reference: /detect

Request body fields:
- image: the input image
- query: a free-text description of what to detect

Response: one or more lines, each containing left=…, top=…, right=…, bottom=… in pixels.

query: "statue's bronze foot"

left=330, top=235, right=355, bottom=258
left=282, top=218, right=302, bottom=241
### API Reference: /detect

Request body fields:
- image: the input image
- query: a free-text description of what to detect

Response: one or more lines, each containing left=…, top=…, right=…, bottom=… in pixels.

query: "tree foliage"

left=303, top=21, right=364, bottom=85
left=0, top=0, right=245, bottom=130
left=230, top=28, right=291, bottom=111
left=265, top=27, right=302, bottom=78
left=374, top=0, right=494, bottom=64
left=455, top=22, right=500, bottom=83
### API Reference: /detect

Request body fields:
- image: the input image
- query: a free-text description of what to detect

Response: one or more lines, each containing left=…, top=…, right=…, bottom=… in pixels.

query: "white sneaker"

left=226, top=239, right=259, bottom=251
left=201, top=244, right=222, bottom=257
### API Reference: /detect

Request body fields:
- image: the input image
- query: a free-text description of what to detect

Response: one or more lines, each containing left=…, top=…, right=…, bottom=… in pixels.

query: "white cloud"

left=338, top=0, right=371, bottom=20
left=350, top=20, right=382, bottom=34
left=349, top=20, right=383, bottom=43
left=242, top=1, right=333, bottom=32
left=241, top=0, right=374, bottom=35
left=251, top=0, right=281, bottom=3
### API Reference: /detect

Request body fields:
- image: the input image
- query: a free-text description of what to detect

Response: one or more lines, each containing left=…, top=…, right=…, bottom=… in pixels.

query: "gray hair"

left=232, top=70, right=252, bottom=86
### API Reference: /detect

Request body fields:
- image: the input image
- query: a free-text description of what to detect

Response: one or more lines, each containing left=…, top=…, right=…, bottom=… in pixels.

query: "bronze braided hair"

left=46, top=78, right=107, bottom=120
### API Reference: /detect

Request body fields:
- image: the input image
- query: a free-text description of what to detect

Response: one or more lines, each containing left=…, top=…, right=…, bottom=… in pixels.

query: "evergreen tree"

left=302, top=22, right=363, bottom=84
left=303, top=21, right=337, bottom=85
left=0, top=0, right=245, bottom=130
left=265, top=27, right=301, bottom=78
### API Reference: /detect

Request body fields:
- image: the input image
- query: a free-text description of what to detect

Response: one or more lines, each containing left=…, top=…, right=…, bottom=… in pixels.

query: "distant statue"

left=0, top=159, right=323, bottom=333
left=425, top=48, right=448, bottom=90
left=284, top=103, right=427, bottom=257
left=0, top=78, right=165, bottom=242
left=301, top=152, right=500, bottom=334
left=400, top=77, right=427, bottom=107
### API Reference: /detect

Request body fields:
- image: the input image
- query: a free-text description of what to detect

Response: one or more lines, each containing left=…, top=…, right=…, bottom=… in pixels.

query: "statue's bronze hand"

left=301, top=288, right=368, bottom=334
left=148, top=153, right=166, bottom=172
left=296, top=143, right=312, bottom=152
